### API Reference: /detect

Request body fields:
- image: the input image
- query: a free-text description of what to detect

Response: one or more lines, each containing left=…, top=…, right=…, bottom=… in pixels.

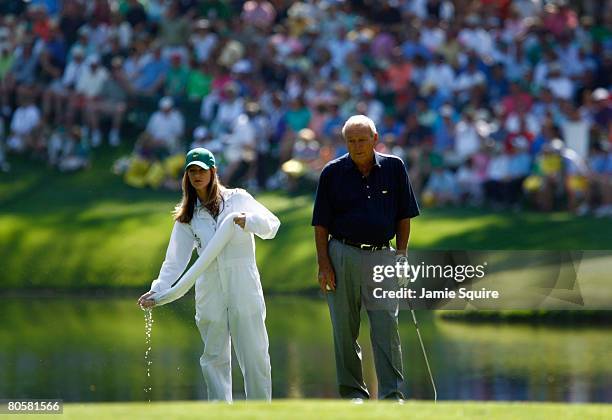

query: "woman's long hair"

left=173, top=167, right=224, bottom=223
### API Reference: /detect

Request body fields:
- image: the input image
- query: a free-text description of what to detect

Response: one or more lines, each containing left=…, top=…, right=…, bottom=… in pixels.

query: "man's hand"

left=396, top=254, right=410, bottom=288
left=137, top=291, right=156, bottom=308
left=318, top=260, right=336, bottom=292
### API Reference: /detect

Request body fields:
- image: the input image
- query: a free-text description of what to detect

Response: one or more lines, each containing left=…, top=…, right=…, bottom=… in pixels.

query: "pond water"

left=0, top=296, right=610, bottom=402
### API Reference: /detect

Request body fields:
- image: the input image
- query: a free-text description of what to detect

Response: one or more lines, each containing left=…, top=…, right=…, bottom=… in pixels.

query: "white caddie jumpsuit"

left=149, top=188, right=280, bottom=402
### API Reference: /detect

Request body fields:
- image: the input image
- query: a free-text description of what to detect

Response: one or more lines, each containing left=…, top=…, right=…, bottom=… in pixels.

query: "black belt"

left=332, top=236, right=390, bottom=251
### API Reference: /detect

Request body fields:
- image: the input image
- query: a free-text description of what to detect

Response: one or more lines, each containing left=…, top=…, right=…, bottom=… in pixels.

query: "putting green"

left=20, top=400, right=611, bottom=419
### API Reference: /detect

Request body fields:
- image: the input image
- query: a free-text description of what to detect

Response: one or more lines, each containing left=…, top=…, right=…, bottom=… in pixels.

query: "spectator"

left=59, top=0, right=86, bottom=47
left=532, top=87, right=561, bottom=125
left=158, top=2, right=190, bottom=62
left=484, top=142, right=511, bottom=207
left=386, top=49, right=412, bottom=94
left=0, top=32, right=15, bottom=116
left=5, top=38, right=39, bottom=100
left=456, top=157, right=483, bottom=205
left=221, top=103, right=259, bottom=185
left=186, top=58, right=212, bottom=102
left=203, top=82, right=244, bottom=136
left=454, top=57, right=486, bottom=104
left=585, top=141, right=612, bottom=217
left=487, top=62, right=510, bottom=104
left=589, top=88, right=611, bottom=133
left=501, top=81, right=533, bottom=117
left=7, top=93, right=42, bottom=154
left=124, top=0, right=148, bottom=30
left=136, top=96, right=185, bottom=160
left=507, top=137, right=532, bottom=206
left=320, top=103, right=344, bottom=142
left=66, top=54, right=109, bottom=136
left=378, top=113, right=404, bottom=140
left=38, top=22, right=67, bottom=85
left=545, top=63, right=574, bottom=101
left=48, top=125, right=90, bottom=172
left=505, top=104, right=539, bottom=141
left=421, top=16, right=446, bottom=52
left=423, top=53, right=455, bottom=98
left=42, top=45, right=86, bottom=125
left=562, top=104, right=590, bottom=160
left=563, top=144, right=589, bottom=214
left=454, top=111, right=481, bottom=164
left=164, top=52, right=189, bottom=98
left=422, top=162, right=459, bottom=207
left=85, top=57, right=128, bottom=147
left=190, top=19, right=217, bottom=64
left=524, top=140, right=564, bottom=212
left=279, top=96, right=311, bottom=163
left=0, top=115, right=8, bottom=171
left=241, top=0, right=276, bottom=30
left=130, top=43, right=168, bottom=96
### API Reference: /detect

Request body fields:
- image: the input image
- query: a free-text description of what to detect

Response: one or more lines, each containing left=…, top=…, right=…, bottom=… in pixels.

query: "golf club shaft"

left=410, top=308, right=437, bottom=402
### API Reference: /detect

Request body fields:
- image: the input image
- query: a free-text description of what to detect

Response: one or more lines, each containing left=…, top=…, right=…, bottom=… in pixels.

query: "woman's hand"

left=137, top=291, right=156, bottom=308
left=233, top=212, right=247, bottom=229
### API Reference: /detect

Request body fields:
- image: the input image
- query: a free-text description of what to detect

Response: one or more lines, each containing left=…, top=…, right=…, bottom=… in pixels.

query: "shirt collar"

left=373, top=151, right=383, bottom=167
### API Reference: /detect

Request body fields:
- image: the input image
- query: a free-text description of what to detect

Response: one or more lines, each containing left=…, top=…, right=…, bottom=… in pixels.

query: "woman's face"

left=187, top=166, right=213, bottom=192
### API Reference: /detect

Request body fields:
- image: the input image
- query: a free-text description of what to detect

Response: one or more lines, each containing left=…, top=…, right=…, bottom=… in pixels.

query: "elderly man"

left=312, top=115, right=420, bottom=401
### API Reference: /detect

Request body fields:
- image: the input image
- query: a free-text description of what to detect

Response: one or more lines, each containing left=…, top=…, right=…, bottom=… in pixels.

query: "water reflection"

left=0, top=296, right=610, bottom=402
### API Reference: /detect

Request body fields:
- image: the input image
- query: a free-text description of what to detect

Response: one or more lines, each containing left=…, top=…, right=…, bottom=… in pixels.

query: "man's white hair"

left=341, top=115, right=377, bottom=139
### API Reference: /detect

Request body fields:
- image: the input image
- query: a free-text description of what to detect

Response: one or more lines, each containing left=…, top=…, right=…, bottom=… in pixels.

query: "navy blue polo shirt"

left=312, top=152, right=420, bottom=245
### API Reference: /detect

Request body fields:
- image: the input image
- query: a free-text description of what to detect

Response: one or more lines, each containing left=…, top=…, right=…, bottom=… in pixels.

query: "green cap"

left=185, top=148, right=216, bottom=170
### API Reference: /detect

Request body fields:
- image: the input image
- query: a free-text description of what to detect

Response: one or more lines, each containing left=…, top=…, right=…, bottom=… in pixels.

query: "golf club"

left=407, top=303, right=437, bottom=402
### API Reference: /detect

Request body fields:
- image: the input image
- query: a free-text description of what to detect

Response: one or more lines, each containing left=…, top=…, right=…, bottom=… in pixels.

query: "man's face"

left=345, top=123, right=377, bottom=166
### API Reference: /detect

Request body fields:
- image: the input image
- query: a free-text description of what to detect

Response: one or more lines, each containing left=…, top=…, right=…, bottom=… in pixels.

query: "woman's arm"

left=239, top=190, right=281, bottom=240
left=150, top=221, right=195, bottom=294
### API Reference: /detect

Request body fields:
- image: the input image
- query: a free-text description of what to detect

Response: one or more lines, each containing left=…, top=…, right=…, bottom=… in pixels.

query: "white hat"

left=72, top=45, right=85, bottom=57
left=88, top=54, right=100, bottom=65
left=440, top=105, right=454, bottom=117
left=159, top=96, right=173, bottom=109
left=193, top=126, right=208, bottom=139
left=231, top=59, right=252, bottom=74
left=592, top=88, right=609, bottom=102
left=512, top=136, right=529, bottom=149
left=551, top=138, right=565, bottom=152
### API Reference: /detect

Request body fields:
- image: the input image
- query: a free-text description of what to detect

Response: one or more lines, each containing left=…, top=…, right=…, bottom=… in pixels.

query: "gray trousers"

left=327, top=238, right=405, bottom=400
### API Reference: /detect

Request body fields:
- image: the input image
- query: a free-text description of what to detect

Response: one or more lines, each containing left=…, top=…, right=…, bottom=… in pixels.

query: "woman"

left=137, top=147, right=280, bottom=402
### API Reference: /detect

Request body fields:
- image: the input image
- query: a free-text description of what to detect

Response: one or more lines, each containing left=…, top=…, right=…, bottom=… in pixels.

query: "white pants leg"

left=229, top=301, right=272, bottom=400
left=196, top=306, right=232, bottom=402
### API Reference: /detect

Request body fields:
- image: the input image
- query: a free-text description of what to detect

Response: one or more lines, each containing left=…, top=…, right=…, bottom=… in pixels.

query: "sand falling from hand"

left=143, top=307, right=154, bottom=401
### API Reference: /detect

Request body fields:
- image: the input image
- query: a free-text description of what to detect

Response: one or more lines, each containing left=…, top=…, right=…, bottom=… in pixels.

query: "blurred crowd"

left=0, top=0, right=611, bottom=215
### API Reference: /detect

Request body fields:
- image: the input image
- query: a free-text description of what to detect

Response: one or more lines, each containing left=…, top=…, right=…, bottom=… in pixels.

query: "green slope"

left=1, top=148, right=611, bottom=291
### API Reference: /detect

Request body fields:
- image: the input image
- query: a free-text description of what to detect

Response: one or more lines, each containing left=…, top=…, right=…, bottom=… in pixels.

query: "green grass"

left=21, top=400, right=611, bottom=420
left=438, top=310, right=612, bottom=323
left=1, top=146, right=611, bottom=291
